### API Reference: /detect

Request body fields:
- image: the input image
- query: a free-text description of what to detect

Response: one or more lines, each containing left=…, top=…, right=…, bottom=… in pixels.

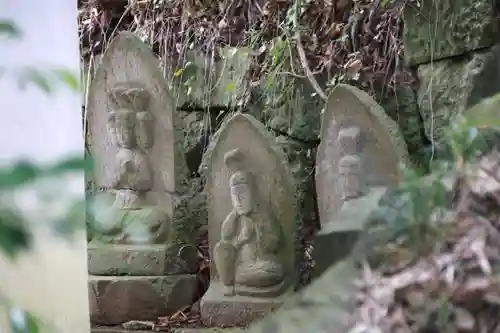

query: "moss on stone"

left=417, top=44, right=500, bottom=146
left=403, top=0, right=498, bottom=66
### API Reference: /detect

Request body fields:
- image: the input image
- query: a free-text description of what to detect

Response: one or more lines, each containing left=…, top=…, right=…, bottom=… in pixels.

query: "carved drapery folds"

left=213, top=148, right=287, bottom=297
left=199, top=113, right=296, bottom=326
left=99, top=82, right=169, bottom=244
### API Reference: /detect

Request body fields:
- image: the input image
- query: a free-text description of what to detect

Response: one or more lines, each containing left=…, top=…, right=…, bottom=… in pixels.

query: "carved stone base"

left=200, top=282, right=288, bottom=327
left=88, top=274, right=198, bottom=325
left=233, top=279, right=288, bottom=298
left=88, top=243, right=198, bottom=275
left=313, top=187, right=387, bottom=279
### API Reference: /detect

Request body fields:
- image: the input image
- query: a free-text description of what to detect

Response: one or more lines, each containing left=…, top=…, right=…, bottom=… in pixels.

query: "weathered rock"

left=92, top=329, right=155, bottom=333
left=200, top=284, right=288, bottom=327
left=173, top=47, right=252, bottom=177
left=86, top=32, right=198, bottom=326
left=403, top=0, right=498, bottom=66
left=86, top=31, right=195, bottom=267
left=379, top=86, right=428, bottom=169
left=173, top=329, right=242, bottom=333
left=417, top=44, right=500, bottom=145
left=313, top=187, right=387, bottom=278
left=199, top=113, right=297, bottom=326
left=87, top=243, right=198, bottom=275
left=315, top=84, right=409, bottom=229
left=167, top=47, right=251, bottom=109
left=256, top=76, right=324, bottom=287
left=313, top=84, right=408, bottom=278
left=87, top=31, right=189, bottom=228
left=89, top=275, right=197, bottom=325
left=233, top=258, right=361, bottom=333
left=213, top=47, right=252, bottom=107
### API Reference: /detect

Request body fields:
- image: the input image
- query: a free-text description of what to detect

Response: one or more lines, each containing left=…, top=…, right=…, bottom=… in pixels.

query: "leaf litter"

left=346, top=152, right=500, bottom=333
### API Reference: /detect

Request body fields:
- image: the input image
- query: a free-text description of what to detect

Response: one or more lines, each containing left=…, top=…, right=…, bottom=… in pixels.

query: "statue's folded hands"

left=199, top=114, right=296, bottom=326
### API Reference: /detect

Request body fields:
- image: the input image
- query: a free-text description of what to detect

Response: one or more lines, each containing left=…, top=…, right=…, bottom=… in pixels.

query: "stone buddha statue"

left=337, top=126, right=363, bottom=200
left=213, top=148, right=287, bottom=297
left=96, top=84, right=169, bottom=244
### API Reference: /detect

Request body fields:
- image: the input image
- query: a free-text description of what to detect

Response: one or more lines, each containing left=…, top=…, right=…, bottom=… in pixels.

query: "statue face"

left=115, top=120, right=135, bottom=148
left=230, top=182, right=253, bottom=215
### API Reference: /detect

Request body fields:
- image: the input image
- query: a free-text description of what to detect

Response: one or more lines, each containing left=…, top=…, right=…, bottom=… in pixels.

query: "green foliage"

left=52, top=68, right=80, bottom=91
left=373, top=165, right=450, bottom=255
left=0, top=156, right=88, bottom=265
left=16, top=67, right=81, bottom=94
left=0, top=20, right=80, bottom=94
left=8, top=307, right=42, bottom=333
left=0, top=208, right=31, bottom=259
left=367, top=93, right=500, bottom=259
left=0, top=20, right=22, bottom=39
left=0, top=162, right=39, bottom=189
left=1, top=157, right=89, bottom=190
left=0, top=21, right=86, bottom=332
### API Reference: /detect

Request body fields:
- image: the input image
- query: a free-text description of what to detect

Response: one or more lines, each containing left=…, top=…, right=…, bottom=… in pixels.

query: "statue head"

left=108, top=83, right=154, bottom=150
left=224, top=148, right=254, bottom=215
left=229, top=170, right=254, bottom=215
left=337, top=126, right=361, bottom=154
left=109, top=109, right=136, bottom=148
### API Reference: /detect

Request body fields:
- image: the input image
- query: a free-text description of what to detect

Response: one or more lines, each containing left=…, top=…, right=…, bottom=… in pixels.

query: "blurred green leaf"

left=373, top=168, right=449, bottom=255
left=446, top=115, right=496, bottom=162
left=53, top=68, right=80, bottom=91
left=181, top=61, right=198, bottom=81
left=0, top=20, right=22, bottom=38
left=52, top=200, right=85, bottom=239
left=225, top=81, right=235, bottom=93
left=0, top=162, right=40, bottom=188
left=0, top=209, right=31, bottom=259
left=380, top=0, right=391, bottom=8
left=17, top=68, right=53, bottom=94
left=174, top=68, right=184, bottom=77
left=47, top=156, right=90, bottom=175
left=8, top=307, right=41, bottom=333
left=463, top=93, right=500, bottom=128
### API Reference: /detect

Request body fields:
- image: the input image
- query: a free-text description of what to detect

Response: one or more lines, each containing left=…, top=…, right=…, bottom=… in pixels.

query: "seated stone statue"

left=213, top=148, right=286, bottom=297
left=95, top=85, right=169, bottom=244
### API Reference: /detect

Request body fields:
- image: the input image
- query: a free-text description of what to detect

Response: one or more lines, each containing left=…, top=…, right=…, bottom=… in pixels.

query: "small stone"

left=454, top=307, right=475, bottom=332
left=404, top=289, right=426, bottom=309
left=121, top=320, right=155, bottom=330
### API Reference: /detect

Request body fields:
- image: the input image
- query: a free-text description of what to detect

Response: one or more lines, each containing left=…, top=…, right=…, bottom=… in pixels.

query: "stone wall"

left=403, top=0, right=500, bottom=153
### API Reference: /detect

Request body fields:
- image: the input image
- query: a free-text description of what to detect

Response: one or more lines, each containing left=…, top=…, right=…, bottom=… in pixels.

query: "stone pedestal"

left=88, top=243, right=199, bottom=325
left=88, top=243, right=198, bottom=276
left=89, top=274, right=198, bottom=325
left=313, top=187, right=387, bottom=279
left=85, top=32, right=198, bottom=327
left=200, top=282, right=288, bottom=327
